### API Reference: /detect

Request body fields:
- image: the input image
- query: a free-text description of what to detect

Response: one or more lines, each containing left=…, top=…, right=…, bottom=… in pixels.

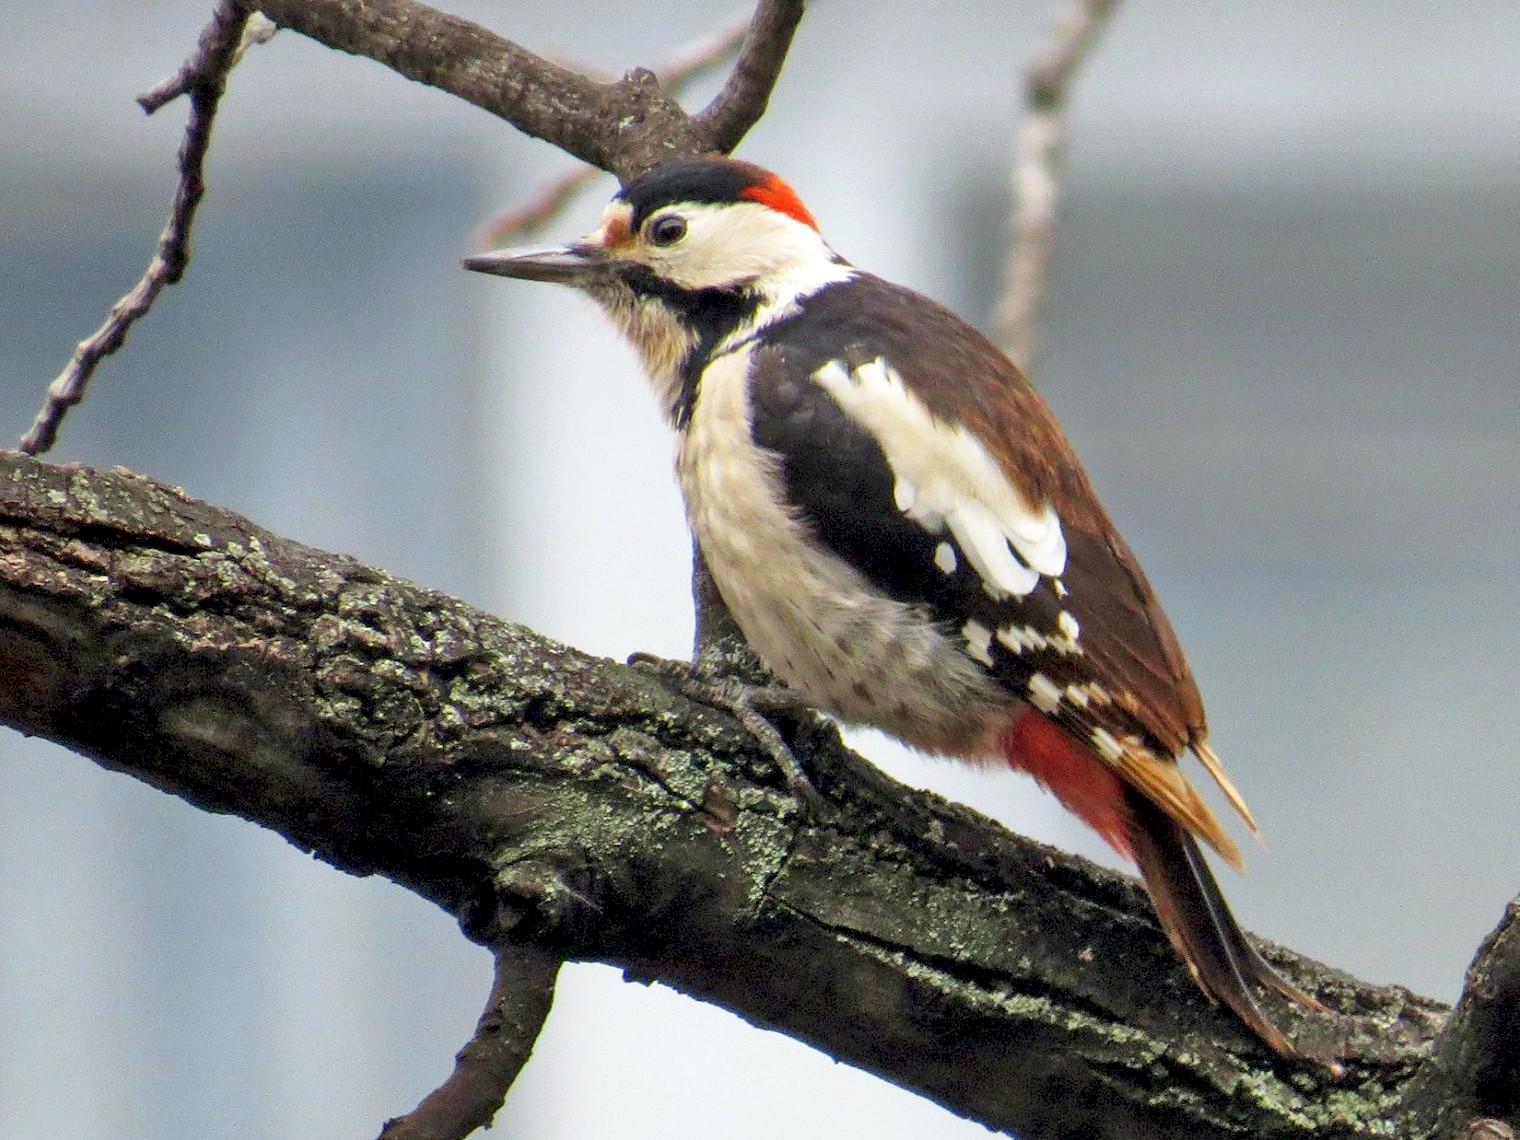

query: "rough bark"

left=249, top=0, right=801, bottom=182
left=3, top=450, right=1510, bottom=1140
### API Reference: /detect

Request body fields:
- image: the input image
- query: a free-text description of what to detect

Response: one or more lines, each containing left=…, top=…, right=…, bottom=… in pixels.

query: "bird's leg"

left=627, top=652, right=826, bottom=811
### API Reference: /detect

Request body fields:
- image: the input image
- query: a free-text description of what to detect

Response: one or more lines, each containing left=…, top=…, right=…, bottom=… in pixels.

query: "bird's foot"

left=628, top=652, right=826, bottom=812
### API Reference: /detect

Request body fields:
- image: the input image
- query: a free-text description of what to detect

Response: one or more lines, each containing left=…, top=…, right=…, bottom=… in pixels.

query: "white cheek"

left=651, top=201, right=841, bottom=294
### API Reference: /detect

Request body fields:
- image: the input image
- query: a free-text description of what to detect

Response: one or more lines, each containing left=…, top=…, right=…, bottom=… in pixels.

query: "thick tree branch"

left=1, top=451, right=1503, bottom=1139
left=249, top=0, right=800, bottom=181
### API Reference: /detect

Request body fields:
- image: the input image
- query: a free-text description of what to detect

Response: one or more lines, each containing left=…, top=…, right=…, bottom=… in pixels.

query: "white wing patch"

left=813, top=357, right=1066, bottom=600
left=962, top=619, right=995, bottom=666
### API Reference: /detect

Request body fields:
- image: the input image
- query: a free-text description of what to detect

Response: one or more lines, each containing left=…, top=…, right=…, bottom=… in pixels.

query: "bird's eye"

left=647, top=214, right=688, bottom=247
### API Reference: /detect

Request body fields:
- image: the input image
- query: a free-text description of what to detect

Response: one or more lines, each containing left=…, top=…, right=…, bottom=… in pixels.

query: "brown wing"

left=745, top=271, right=1256, bottom=858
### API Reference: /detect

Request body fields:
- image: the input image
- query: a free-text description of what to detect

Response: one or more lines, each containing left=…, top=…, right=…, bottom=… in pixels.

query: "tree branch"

left=379, top=945, right=563, bottom=1140
left=0, top=450, right=1496, bottom=1139
left=995, top=0, right=1121, bottom=370
left=17, top=1, right=258, bottom=456
left=248, top=0, right=800, bottom=182
left=690, top=0, right=806, bottom=152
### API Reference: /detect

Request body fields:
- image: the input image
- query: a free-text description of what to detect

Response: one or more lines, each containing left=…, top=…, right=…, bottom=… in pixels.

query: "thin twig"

left=17, top=2, right=265, bottom=455
left=994, top=0, right=1121, bottom=372
left=477, top=167, right=607, bottom=248
left=378, top=945, right=562, bottom=1140
left=139, top=11, right=277, bottom=113
left=476, top=8, right=754, bottom=248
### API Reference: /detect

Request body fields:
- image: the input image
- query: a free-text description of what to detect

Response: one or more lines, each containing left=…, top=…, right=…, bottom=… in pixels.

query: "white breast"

left=675, top=346, right=1002, bottom=754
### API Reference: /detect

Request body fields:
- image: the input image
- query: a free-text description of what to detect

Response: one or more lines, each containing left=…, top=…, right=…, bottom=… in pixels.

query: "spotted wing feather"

left=746, top=273, right=1242, bottom=858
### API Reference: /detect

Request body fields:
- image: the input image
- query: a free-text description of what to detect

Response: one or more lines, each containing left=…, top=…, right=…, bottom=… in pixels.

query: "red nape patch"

left=1001, top=710, right=1135, bottom=862
left=738, top=173, right=819, bottom=231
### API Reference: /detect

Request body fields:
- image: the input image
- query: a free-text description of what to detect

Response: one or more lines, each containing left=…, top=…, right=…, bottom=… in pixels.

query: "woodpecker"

left=465, top=156, right=1316, bottom=1056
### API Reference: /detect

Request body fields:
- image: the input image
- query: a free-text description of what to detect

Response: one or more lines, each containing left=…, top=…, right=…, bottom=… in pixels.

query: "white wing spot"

left=997, top=621, right=1081, bottom=657
left=1064, top=681, right=1111, bottom=709
left=1053, top=579, right=1069, bottom=598
left=997, top=623, right=1046, bottom=654
left=1058, top=610, right=1080, bottom=641
left=1090, top=727, right=1126, bottom=764
left=962, top=619, right=994, bottom=667
left=933, top=542, right=957, bottom=574
left=1027, top=673, right=1062, bottom=714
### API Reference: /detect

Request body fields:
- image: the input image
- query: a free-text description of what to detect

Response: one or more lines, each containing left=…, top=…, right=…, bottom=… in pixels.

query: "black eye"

left=647, top=214, right=687, bottom=246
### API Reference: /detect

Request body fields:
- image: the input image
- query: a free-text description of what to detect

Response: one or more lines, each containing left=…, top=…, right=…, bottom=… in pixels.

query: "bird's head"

left=465, top=157, right=849, bottom=405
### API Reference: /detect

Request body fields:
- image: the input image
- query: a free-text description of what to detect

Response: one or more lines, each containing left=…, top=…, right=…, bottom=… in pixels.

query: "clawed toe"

left=629, top=653, right=825, bottom=812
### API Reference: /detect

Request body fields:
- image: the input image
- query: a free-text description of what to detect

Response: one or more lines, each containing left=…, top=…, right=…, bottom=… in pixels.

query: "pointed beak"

left=461, top=242, right=626, bottom=286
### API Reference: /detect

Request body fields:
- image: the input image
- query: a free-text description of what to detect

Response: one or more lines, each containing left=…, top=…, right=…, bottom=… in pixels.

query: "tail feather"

left=1128, top=792, right=1314, bottom=1056
left=999, top=708, right=1318, bottom=1055
left=1193, top=739, right=1264, bottom=846
left=1179, top=815, right=1327, bottom=1013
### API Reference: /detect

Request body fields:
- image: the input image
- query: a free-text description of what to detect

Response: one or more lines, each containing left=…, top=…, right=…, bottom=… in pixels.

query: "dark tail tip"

left=1127, top=793, right=1314, bottom=1058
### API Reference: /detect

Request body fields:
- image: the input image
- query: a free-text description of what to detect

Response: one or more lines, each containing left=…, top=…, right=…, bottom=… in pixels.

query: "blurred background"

left=1, top=2, right=1517, bottom=1137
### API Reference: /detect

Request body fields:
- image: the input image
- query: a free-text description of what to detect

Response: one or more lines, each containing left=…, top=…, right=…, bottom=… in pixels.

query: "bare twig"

left=994, top=0, right=1121, bottom=371
left=691, top=0, right=806, bottom=152
left=379, top=946, right=562, bottom=1140
left=18, top=1, right=259, bottom=456
left=139, top=11, right=277, bottom=113
left=477, top=8, right=754, bottom=247
left=477, top=168, right=608, bottom=248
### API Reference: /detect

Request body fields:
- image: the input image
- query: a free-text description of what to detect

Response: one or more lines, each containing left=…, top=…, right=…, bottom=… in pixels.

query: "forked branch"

left=19, top=0, right=806, bottom=453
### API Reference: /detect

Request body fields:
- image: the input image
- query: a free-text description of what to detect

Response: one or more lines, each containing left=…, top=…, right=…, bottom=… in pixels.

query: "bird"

left=463, top=155, right=1317, bottom=1056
